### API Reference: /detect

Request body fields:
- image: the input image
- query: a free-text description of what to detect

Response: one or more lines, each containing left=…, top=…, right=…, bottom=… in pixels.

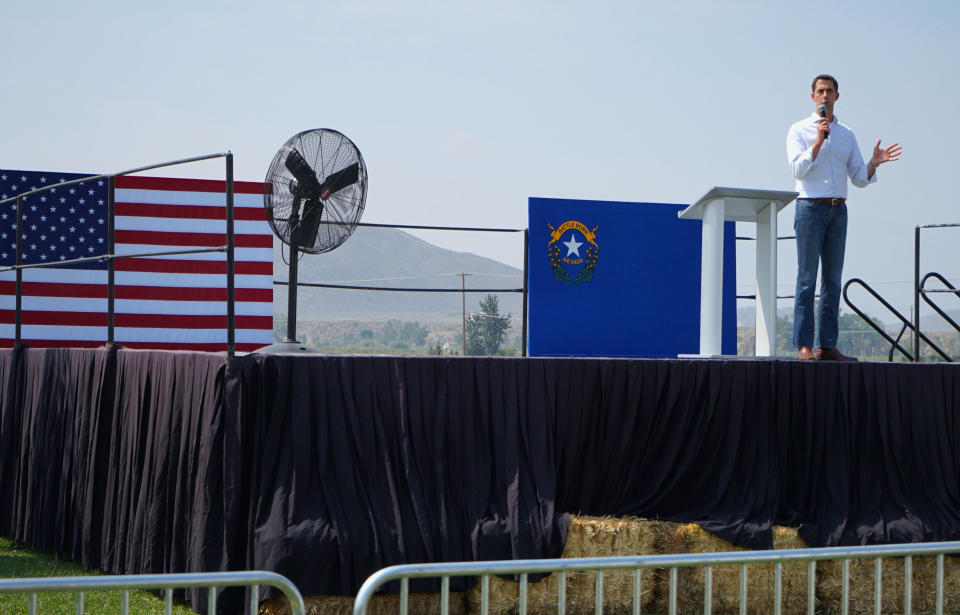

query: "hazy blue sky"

left=4, top=0, right=958, bottom=318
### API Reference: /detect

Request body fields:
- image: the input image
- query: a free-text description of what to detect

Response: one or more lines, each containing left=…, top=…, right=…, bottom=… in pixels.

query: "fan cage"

left=264, top=128, right=368, bottom=255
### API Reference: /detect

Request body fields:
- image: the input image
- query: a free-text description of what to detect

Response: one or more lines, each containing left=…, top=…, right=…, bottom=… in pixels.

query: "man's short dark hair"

left=812, top=74, right=838, bottom=92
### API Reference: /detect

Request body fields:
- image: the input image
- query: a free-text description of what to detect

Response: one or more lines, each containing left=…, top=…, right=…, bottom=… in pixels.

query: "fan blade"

left=297, top=198, right=325, bottom=248
left=284, top=148, right=322, bottom=197
left=318, top=163, right=360, bottom=200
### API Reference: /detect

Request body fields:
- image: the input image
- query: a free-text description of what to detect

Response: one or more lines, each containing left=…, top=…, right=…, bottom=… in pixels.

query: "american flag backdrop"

left=0, top=169, right=274, bottom=351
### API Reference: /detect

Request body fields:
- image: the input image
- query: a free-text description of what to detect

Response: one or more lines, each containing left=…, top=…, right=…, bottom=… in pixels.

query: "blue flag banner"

left=528, top=197, right=737, bottom=357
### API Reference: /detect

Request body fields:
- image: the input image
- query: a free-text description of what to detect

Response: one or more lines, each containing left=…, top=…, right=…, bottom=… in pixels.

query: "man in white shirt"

left=786, top=74, right=901, bottom=361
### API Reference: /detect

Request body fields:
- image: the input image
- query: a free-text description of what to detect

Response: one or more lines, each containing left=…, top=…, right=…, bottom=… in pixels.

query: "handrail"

left=842, top=278, right=952, bottom=362
left=914, top=223, right=960, bottom=361
left=0, top=153, right=230, bottom=208
left=920, top=272, right=960, bottom=335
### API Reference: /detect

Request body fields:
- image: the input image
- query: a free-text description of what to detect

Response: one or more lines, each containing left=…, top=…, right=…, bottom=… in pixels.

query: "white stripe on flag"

left=115, top=216, right=270, bottom=235
left=115, top=188, right=263, bottom=207
left=115, top=327, right=272, bottom=344
left=8, top=270, right=272, bottom=289
left=3, top=325, right=272, bottom=344
left=114, top=244, right=272, bottom=261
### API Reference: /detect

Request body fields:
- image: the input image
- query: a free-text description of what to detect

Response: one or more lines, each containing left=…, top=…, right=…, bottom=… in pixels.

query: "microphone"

left=818, top=105, right=830, bottom=138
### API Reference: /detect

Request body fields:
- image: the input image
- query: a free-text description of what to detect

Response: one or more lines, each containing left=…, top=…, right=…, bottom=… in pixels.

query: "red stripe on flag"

left=115, top=202, right=267, bottom=221
left=114, top=230, right=273, bottom=248
left=0, top=281, right=108, bottom=298
left=0, top=282, right=271, bottom=302
left=115, top=259, right=273, bottom=275
left=115, top=285, right=273, bottom=302
left=116, top=341, right=268, bottom=351
left=0, top=310, right=271, bottom=329
left=0, top=310, right=108, bottom=326
left=0, top=339, right=106, bottom=349
left=114, top=175, right=265, bottom=194
left=112, top=314, right=272, bottom=329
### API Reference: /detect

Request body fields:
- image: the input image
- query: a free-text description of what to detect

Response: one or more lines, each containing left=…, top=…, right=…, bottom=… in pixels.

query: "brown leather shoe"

left=798, top=346, right=815, bottom=360
left=816, top=347, right=858, bottom=362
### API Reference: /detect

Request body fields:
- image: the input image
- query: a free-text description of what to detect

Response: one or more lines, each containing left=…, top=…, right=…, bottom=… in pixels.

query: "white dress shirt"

left=786, top=112, right=876, bottom=199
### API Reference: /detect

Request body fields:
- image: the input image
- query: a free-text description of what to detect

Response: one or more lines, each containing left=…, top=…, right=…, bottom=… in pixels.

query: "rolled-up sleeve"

left=847, top=135, right=877, bottom=188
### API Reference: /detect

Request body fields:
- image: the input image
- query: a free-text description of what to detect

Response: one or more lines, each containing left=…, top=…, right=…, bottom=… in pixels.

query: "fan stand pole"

left=285, top=218, right=301, bottom=343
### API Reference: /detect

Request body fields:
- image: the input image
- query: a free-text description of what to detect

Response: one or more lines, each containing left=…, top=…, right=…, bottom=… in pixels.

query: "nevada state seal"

left=547, top=220, right=598, bottom=287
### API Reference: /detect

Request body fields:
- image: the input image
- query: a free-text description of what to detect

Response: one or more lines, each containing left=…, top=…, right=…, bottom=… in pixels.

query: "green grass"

left=0, top=537, right=197, bottom=614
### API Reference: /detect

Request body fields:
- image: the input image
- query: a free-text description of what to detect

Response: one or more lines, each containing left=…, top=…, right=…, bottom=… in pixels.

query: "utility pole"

left=459, top=272, right=471, bottom=355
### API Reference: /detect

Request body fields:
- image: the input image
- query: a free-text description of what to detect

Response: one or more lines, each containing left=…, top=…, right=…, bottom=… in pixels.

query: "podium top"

left=678, top=187, right=799, bottom=222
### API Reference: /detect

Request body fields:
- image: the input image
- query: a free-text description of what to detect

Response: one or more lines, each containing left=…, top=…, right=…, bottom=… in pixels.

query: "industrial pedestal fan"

left=258, top=128, right=367, bottom=353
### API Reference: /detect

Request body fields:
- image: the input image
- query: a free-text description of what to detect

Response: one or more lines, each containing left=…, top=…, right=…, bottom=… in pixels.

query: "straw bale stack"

left=259, top=591, right=468, bottom=615
left=817, top=553, right=960, bottom=614
left=657, top=523, right=812, bottom=615
left=464, top=515, right=664, bottom=615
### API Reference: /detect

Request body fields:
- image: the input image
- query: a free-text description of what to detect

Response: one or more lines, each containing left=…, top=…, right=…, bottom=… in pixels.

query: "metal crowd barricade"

left=353, top=541, right=960, bottom=615
left=0, top=570, right=305, bottom=615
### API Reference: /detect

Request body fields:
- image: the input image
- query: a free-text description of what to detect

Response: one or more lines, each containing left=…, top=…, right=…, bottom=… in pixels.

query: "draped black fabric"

left=225, top=355, right=568, bottom=597
left=2, top=348, right=960, bottom=613
left=0, top=347, right=227, bottom=608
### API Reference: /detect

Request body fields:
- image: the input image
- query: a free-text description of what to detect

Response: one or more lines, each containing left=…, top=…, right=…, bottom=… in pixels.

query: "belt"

left=802, top=197, right=846, bottom=206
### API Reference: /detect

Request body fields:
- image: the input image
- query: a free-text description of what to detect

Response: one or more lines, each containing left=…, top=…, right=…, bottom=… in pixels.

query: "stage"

left=1, top=347, right=959, bottom=612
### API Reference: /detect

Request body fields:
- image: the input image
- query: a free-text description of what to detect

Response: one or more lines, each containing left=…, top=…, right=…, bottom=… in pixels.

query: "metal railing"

left=354, top=541, right=960, bottom=615
left=0, top=570, right=305, bottom=615
left=920, top=271, right=960, bottom=335
left=913, top=223, right=960, bottom=361
left=843, top=278, right=952, bottom=362
left=733, top=233, right=795, bottom=301
left=0, top=153, right=238, bottom=356
left=2, top=161, right=530, bottom=356
left=278, top=221, right=530, bottom=355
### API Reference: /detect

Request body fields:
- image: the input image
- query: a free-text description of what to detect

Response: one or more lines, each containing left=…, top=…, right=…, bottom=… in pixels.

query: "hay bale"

left=657, top=523, right=812, bottom=615
left=464, top=515, right=662, bottom=615
left=817, top=553, right=960, bottom=614
left=260, top=591, right=467, bottom=615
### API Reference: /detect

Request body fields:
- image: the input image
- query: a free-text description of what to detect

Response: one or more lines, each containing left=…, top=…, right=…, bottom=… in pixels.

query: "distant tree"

left=775, top=313, right=795, bottom=355
left=401, top=321, right=429, bottom=347
left=375, top=320, right=429, bottom=349
left=465, top=294, right=511, bottom=355
left=837, top=311, right=884, bottom=357
left=377, top=320, right=401, bottom=345
left=775, top=308, right=892, bottom=358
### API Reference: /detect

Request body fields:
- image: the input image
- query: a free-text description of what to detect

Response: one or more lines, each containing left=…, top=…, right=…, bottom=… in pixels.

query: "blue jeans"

left=793, top=199, right=847, bottom=350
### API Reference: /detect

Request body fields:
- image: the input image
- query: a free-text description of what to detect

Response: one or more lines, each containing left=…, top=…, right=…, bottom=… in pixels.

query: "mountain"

left=273, top=226, right=524, bottom=323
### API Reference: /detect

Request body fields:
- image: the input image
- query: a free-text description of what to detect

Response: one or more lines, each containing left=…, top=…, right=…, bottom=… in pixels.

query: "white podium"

left=677, top=187, right=798, bottom=357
